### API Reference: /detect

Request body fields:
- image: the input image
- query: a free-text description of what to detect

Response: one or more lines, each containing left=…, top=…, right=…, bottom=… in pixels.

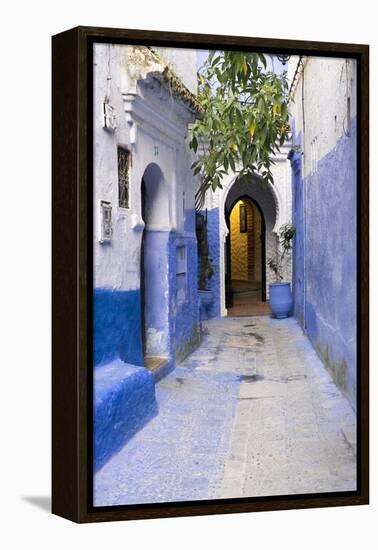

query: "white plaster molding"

left=144, top=225, right=172, bottom=233
left=123, top=93, right=184, bottom=146
left=131, top=213, right=145, bottom=232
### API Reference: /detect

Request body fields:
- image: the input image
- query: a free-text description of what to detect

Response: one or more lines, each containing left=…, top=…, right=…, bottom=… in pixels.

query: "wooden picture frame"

left=52, top=26, right=369, bottom=523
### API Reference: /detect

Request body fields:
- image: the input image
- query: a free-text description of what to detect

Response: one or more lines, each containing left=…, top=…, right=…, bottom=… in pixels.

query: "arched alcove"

left=140, top=163, right=170, bottom=367
left=141, top=162, right=170, bottom=228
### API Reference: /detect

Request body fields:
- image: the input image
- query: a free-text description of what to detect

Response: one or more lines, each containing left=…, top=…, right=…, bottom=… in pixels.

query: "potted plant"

left=196, top=212, right=214, bottom=318
left=267, top=223, right=296, bottom=319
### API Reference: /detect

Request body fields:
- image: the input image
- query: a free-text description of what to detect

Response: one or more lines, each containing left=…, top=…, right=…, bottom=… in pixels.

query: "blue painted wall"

left=207, top=208, right=221, bottom=317
left=199, top=208, right=221, bottom=319
left=173, top=235, right=201, bottom=360
left=94, top=359, right=157, bottom=471
left=143, top=230, right=171, bottom=358
left=291, top=119, right=357, bottom=408
left=93, top=212, right=202, bottom=470
left=172, top=207, right=201, bottom=360
left=289, top=135, right=305, bottom=325
left=94, top=288, right=143, bottom=367
left=95, top=226, right=201, bottom=370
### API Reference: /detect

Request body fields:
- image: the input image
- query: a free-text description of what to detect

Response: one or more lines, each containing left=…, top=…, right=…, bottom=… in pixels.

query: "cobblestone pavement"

left=94, top=316, right=356, bottom=506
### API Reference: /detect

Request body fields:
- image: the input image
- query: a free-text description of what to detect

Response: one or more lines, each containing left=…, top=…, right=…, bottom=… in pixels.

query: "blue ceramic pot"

left=269, top=282, right=293, bottom=319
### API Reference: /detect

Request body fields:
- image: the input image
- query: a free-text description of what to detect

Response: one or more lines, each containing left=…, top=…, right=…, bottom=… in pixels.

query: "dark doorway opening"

left=225, top=196, right=268, bottom=316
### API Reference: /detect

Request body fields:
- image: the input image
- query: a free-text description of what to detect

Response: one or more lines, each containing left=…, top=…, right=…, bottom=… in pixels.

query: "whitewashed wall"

left=154, top=47, right=198, bottom=94
left=288, top=56, right=357, bottom=177
left=93, top=44, right=137, bottom=290
left=93, top=44, right=198, bottom=292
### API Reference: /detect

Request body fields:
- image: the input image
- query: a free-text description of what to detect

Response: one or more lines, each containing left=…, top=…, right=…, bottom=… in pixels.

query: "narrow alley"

left=94, top=316, right=356, bottom=506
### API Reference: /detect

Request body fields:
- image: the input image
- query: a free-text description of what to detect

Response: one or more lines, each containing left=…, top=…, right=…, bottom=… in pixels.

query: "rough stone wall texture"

left=289, top=56, right=357, bottom=408
left=230, top=202, right=249, bottom=280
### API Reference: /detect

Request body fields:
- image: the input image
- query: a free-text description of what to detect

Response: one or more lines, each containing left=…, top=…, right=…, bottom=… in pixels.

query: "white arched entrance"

left=217, top=165, right=291, bottom=316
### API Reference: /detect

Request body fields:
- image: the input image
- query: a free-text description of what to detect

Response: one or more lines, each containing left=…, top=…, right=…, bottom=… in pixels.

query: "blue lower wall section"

left=207, top=208, right=221, bottom=318
left=94, top=359, right=157, bottom=471
left=94, top=229, right=202, bottom=369
left=143, top=231, right=171, bottom=357
left=93, top=221, right=202, bottom=470
left=201, top=207, right=221, bottom=319
left=172, top=235, right=201, bottom=360
left=292, top=119, right=357, bottom=408
left=94, top=288, right=143, bottom=367
left=289, top=140, right=305, bottom=325
left=142, top=224, right=201, bottom=363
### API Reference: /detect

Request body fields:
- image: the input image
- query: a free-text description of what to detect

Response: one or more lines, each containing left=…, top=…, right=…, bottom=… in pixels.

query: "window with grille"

left=117, top=147, right=130, bottom=208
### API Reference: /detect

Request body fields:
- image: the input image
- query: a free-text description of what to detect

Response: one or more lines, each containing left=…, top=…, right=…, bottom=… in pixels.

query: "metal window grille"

left=117, top=147, right=130, bottom=208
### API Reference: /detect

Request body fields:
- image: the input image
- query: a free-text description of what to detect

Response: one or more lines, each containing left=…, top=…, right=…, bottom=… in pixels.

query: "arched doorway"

left=225, top=196, right=268, bottom=316
left=140, top=163, right=170, bottom=370
left=221, top=173, right=280, bottom=316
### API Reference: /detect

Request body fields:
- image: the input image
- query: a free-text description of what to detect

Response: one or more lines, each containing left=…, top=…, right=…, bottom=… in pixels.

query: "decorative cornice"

left=157, top=67, right=202, bottom=114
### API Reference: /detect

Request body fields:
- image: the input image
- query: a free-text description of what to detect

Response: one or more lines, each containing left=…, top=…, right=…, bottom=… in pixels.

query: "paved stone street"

left=94, top=316, right=356, bottom=506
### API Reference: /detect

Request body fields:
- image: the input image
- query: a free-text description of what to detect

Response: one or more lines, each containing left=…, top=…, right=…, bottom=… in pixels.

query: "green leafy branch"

left=189, top=51, right=291, bottom=205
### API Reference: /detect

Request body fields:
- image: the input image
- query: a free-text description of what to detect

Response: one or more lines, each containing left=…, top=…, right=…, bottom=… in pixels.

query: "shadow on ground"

left=22, top=496, right=51, bottom=513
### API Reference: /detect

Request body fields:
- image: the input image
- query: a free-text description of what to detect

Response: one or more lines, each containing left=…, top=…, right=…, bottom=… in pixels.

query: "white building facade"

left=93, top=44, right=202, bottom=470
left=93, top=44, right=202, bottom=370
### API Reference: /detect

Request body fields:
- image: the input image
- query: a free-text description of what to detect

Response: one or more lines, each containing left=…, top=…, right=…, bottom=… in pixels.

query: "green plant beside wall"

left=196, top=212, right=214, bottom=291
left=268, top=223, right=296, bottom=281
